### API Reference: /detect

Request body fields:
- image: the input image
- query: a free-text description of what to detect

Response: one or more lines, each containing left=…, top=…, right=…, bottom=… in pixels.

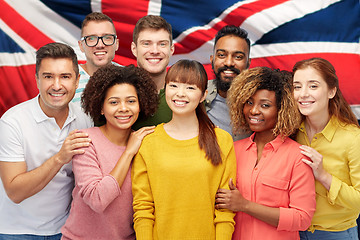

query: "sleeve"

left=327, top=131, right=360, bottom=210
left=214, top=137, right=236, bottom=240
left=277, top=157, right=316, bottom=231
left=131, top=149, right=155, bottom=240
left=72, top=142, right=121, bottom=213
left=0, top=119, right=24, bottom=162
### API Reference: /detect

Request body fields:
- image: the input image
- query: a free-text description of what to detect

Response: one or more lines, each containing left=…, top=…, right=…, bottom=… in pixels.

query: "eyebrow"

left=107, top=96, right=137, bottom=100
left=41, top=72, right=72, bottom=76
left=216, top=49, right=246, bottom=55
left=260, top=99, right=273, bottom=103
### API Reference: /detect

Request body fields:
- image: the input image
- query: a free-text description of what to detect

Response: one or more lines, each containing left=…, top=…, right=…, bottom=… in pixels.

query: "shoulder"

left=205, top=80, right=217, bottom=108
left=81, top=127, right=101, bottom=138
left=69, top=102, right=93, bottom=128
left=336, top=121, right=360, bottom=137
left=234, top=137, right=250, bottom=147
left=141, top=124, right=165, bottom=144
left=215, top=127, right=234, bottom=150
left=279, top=137, right=306, bottom=166
left=1, top=98, right=37, bottom=129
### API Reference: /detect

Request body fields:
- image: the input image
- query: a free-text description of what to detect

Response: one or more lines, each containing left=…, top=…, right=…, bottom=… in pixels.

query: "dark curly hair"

left=81, top=64, right=159, bottom=126
left=228, top=67, right=301, bottom=137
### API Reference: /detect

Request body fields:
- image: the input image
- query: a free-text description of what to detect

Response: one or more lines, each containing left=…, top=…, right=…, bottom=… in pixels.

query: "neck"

left=164, top=112, right=199, bottom=140
left=305, top=112, right=331, bottom=134
left=253, top=131, right=277, bottom=164
left=150, top=71, right=166, bottom=92
left=38, top=97, right=69, bottom=129
left=253, top=130, right=276, bottom=147
left=81, top=63, right=98, bottom=76
left=100, top=124, right=131, bottom=146
left=218, top=89, right=227, bottom=98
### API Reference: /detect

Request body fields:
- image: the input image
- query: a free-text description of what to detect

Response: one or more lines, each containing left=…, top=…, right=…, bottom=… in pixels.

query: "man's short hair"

left=214, top=25, right=251, bottom=54
left=81, top=12, right=115, bottom=36
left=36, top=42, right=79, bottom=77
left=132, top=15, right=173, bottom=44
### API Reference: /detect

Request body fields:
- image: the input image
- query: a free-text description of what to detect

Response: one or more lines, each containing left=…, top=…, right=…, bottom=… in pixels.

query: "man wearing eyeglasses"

left=72, top=12, right=119, bottom=106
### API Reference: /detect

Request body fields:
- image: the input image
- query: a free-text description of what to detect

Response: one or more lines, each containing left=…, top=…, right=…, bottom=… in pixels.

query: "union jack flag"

left=1, top=0, right=359, bottom=117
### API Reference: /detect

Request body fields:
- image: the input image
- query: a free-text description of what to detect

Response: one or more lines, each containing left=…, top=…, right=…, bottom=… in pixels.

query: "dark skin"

left=215, top=89, right=280, bottom=227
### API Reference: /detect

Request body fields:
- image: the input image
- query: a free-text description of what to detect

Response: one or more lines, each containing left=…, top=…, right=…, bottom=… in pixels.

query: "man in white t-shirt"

left=72, top=12, right=119, bottom=106
left=0, top=42, right=92, bottom=240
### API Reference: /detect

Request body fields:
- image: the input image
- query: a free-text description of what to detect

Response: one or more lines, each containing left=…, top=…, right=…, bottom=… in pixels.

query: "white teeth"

left=223, top=70, right=234, bottom=74
left=95, top=52, right=106, bottom=56
left=115, top=116, right=131, bottom=120
left=148, top=59, right=160, bottom=63
left=50, top=93, right=64, bottom=97
left=174, top=100, right=186, bottom=106
left=250, top=118, right=261, bottom=122
left=300, top=102, right=312, bottom=105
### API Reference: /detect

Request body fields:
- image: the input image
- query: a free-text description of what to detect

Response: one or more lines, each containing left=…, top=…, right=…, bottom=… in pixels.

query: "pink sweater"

left=61, top=127, right=135, bottom=240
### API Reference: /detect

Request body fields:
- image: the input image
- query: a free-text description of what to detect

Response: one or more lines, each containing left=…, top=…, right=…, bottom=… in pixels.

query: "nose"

left=118, top=101, right=128, bottom=112
left=250, top=104, right=260, bottom=115
left=52, top=77, right=61, bottom=91
left=96, top=37, right=105, bottom=48
left=149, top=43, right=160, bottom=54
left=224, top=55, right=235, bottom=67
left=176, top=86, right=185, bottom=97
left=299, top=86, right=309, bottom=98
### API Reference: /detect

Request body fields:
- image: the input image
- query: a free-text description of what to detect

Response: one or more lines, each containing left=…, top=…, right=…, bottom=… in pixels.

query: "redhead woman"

left=216, top=67, right=316, bottom=240
left=292, top=58, right=360, bottom=240
left=131, top=59, right=236, bottom=240
left=61, top=65, right=158, bottom=240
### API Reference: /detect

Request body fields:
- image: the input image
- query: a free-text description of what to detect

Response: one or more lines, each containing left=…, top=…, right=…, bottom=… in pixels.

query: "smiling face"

left=293, top=66, right=336, bottom=120
left=79, top=21, right=119, bottom=74
left=102, top=83, right=140, bottom=131
left=36, top=58, right=79, bottom=116
left=165, top=81, right=206, bottom=117
left=243, top=89, right=278, bottom=138
left=210, top=35, right=250, bottom=94
left=131, top=29, right=174, bottom=77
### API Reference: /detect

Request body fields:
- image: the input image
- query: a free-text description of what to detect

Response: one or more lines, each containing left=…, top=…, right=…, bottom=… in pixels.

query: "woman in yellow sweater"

left=131, top=59, right=236, bottom=240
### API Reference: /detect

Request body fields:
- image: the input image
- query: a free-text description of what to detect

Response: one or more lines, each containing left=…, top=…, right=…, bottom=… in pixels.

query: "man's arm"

left=0, top=130, right=90, bottom=204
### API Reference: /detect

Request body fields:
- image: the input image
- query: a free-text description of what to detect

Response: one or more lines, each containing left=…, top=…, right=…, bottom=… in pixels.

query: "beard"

left=213, top=64, right=241, bottom=92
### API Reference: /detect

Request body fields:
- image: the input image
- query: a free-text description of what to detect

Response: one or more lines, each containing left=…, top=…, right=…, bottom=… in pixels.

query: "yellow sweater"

left=132, top=124, right=236, bottom=240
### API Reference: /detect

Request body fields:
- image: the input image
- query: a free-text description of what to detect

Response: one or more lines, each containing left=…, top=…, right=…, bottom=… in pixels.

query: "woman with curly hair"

left=132, top=59, right=236, bottom=239
left=215, top=67, right=316, bottom=240
left=61, top=64, right=158, bottom=240
left=292, top=58, right=360, bottom=240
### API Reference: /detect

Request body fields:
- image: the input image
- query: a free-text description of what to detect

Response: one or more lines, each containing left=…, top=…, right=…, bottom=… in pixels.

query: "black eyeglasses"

left=80, top=34, right=117, bottom=47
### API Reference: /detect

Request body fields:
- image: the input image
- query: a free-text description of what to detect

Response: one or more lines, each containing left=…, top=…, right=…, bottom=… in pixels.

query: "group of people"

left=0, top=11, right=359, bottom=240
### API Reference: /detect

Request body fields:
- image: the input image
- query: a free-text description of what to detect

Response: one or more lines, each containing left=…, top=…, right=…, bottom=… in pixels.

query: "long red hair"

left=293, top=57, right=358, bottom=126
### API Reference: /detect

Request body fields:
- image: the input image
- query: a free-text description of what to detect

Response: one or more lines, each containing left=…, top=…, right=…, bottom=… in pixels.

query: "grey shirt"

left=205, top=80, right=250, bottom=141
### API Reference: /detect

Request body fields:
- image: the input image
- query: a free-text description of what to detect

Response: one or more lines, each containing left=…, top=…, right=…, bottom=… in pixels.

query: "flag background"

left=1, top=0, right=359, bottom=117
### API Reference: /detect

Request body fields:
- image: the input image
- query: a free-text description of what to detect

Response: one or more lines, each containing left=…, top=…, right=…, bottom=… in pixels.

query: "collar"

left=299, top=116, right=338, bottom=142
left=244, top=132, right=285, bottom=152
left=32, top=95, right=76, bottom=127
left=32, top=95, right=51, bottom=123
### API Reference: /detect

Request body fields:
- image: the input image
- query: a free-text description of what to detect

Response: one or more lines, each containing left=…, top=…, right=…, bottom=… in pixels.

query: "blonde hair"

left=228, top=67, right=301, bottom=137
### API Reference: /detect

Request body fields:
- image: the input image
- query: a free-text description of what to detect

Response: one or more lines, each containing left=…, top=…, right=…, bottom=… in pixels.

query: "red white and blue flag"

left=1, top=0, right=359, bottom=117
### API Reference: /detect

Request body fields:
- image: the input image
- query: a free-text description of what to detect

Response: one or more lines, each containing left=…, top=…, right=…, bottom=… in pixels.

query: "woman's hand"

left=110, top=126, right=155, bottom=187
left=299, top=145, right=332, bottom=190
left=125, top=126, right=155, bottom=156
left=215, top=179, right=248, bottom=212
